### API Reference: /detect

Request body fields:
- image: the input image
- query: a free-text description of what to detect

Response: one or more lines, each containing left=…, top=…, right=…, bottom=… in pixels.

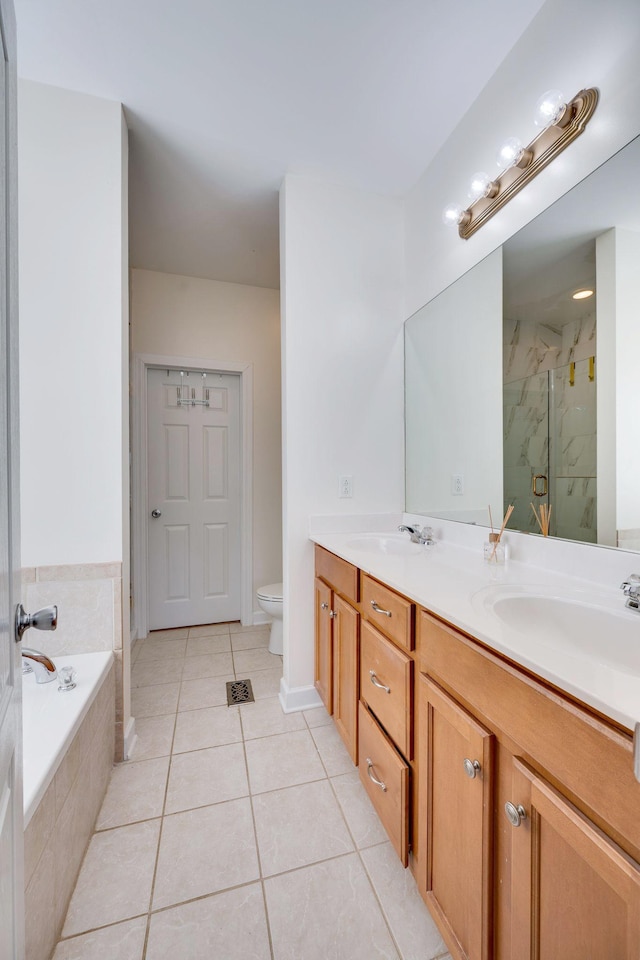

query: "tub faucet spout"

left=22, top=648, right=58, bottom=684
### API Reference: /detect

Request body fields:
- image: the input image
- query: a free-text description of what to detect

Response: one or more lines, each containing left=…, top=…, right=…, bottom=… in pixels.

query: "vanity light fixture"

left=443, top=87, right=598, bottom=239
left=572, top=288, right=594, bottom=300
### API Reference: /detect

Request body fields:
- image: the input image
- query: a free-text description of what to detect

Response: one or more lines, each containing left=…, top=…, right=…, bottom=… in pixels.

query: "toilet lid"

left=257, top=582, right=283, bottom=601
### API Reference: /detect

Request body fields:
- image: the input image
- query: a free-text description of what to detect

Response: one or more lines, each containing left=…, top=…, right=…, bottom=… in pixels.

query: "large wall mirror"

left=405, top=134, right=640, bottom=551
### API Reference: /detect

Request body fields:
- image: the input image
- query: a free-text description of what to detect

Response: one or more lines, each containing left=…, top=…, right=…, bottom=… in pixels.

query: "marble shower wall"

left=503, top=310, right=597, bottom=543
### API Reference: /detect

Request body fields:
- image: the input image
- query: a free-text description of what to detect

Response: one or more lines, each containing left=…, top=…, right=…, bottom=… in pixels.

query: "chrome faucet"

left=620, top=574, right=640, bottom=611
left=22, top=648, right=58, bottom=683
left=398, top=524, right=435, bottom=546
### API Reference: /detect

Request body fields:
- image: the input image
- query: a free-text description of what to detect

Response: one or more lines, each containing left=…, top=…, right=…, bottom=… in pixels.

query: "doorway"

left=132, top=354, right=254, bottom=639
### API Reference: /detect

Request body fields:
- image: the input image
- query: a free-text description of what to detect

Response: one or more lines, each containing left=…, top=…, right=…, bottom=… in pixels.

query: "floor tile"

left=173, top=704, right=241, bottom=753
left=153, top=798, right=259, bottom=909
left=131, top=682, right=180, bottom=719
left=137, top=638, right=187, bottom=662
left=62, top=819, right=160, bottom=936
left=178, top=675, right=235, bottom=711
left=265, top=853, right=400, bottom=960
left=233, top=647, right=283, bottom=674
left=146, top=884, right=271, bottom=960
left=253, top=780, right=353, bottom=876
left=188, top=622, right=231, bottom=637
left=330, top=771, right=389, bottom=849
left=132, top=658, right=181, bottom=688
left=165, top=742, right=249, bottom=813
left=147, top=628, right=189, bottom=641
left=52, top=917, right=147, bottom=960
left=96, top=757, right=170, bottom=829
left=181, top=651, right=234, bottom=679
left=130, top=715, right=175, bottom=761
left=185, top=635, right=231, bottom=657
left=304, top=705, right=333, bottom=728
left=310, top=723, right=355, bottom=777
left=361, top=842, right=448, bottom=960
left=239, top=696, right=306, bottom=740
left=230, top=630, right=270, bottom=651
left=245, top=667, right=283, bottom=700
left=245, top=729, right=326, bottom=795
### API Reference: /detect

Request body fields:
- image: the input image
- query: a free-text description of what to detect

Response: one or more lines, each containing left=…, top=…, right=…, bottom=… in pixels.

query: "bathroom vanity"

left=313, top=535, right=640, bottom=960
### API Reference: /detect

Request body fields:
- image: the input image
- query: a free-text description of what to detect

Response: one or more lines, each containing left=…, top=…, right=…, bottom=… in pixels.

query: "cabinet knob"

left=366, top=758, right=387, bottom=792
left=320, top=602, right=329, bottom=610
left=505, top=801, right=527, bottom=828
left=463, top=758, right=481, bottom=779
left=329, top=610, right=337, bottom=619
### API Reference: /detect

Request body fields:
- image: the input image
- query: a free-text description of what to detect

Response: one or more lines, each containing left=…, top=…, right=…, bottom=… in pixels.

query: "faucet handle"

left=15, top=603, right=58, bottom=642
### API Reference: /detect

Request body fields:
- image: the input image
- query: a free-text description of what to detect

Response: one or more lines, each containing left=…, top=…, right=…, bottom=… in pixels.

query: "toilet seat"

left=257, top=582, right=283, bottom=602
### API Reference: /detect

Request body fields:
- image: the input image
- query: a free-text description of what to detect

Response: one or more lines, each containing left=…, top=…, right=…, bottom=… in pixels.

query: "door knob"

left=151, top=509, right=162, bottom=518
left=15, top=604, right=58, bottom=643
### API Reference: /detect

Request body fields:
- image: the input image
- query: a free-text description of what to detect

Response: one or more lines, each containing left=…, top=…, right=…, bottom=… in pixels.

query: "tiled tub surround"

left=24, top=659, right=115, bottom=960
left=22, top=562, right=128, bottom=761
left=53, top=623, right=451, bottom=960
left=311, top=514, right=640, bottom=734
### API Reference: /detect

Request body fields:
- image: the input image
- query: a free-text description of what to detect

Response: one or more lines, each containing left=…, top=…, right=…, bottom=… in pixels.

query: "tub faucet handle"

left=15, top=603, right=58, bottom=642
left=58, top=666, right=77, bottom=692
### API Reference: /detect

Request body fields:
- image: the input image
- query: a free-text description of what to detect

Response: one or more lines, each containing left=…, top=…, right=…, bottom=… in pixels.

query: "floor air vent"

left=226, top=678, right=255, bottom=705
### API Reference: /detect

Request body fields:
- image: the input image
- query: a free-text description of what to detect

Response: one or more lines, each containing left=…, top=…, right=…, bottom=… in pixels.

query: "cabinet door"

left=421, top=675, right=494, bottom=960
left=509, top=757, right=640, bottom=960
left=314, top=577, right=333, bottom=713
left=332, top=594, right=359, bottom=764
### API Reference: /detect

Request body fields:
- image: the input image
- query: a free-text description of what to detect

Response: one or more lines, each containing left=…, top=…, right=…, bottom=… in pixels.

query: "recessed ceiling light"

left=572, top=289, right=594, bottom=300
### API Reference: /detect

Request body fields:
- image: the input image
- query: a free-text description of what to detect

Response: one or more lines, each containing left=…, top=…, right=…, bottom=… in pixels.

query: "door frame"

left=132, top=353, right=253, bottom=639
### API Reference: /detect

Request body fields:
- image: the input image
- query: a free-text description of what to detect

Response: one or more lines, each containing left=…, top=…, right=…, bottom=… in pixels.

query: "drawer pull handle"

left=369, top=670, right=391, bottom=694
left=371, top=600, right=392, bottom=618
left=366, top=758, right=387, bottom=792
left=463, top=758, right=481, bottom=779
left=320, top=602, right=329, bottom=610
left=505, top=801, right=527, bottom=828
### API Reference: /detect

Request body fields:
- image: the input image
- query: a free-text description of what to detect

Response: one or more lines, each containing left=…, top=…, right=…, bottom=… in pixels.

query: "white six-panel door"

left=147, top=368, right=241, bottom=629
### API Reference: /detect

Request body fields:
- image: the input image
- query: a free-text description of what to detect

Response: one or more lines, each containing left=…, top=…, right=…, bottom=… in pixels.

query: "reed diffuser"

left=530, top=501, right=552, bottom=537
left=485, top=504, right=514, bottom=563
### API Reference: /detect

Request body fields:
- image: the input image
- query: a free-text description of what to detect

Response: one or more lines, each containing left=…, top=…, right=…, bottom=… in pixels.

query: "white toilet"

left=256, top=582, right=283, bottom=655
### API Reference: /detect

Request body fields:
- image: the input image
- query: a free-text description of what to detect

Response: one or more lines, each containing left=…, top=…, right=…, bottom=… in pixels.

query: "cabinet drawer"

left=315, top=545, right=358, bottom=603
left=360, top=620, right=412, bottom=759
left=358, top=702, right=409, bottom=866
left=361, top=573, right=413, bottom=651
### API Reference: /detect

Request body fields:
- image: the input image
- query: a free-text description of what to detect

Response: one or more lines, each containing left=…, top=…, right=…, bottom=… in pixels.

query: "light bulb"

left=467, top=172, right=494, bottom=202
left=496, top=137, right=525, bottom=171
left=534, top=89, right=566, bottom=128
left=442, top=204, right=465, bottom=226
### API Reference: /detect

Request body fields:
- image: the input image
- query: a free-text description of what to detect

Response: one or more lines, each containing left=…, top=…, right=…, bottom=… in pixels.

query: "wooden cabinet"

left=416, top=608, right=640, bottom=960
left=420, top=676, right=493, bottom=960
left=360, top=620, right=413, bottom=759
left=508, top=757, right=640, bottom=960
left=314, top=547, right=359, bottom=763
left=362, top=573, right=414, bottom=651
left=358, top=701, right=409, bottom=865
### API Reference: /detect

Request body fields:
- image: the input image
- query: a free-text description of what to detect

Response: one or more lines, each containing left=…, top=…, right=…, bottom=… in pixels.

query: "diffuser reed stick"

left=490, top=504, right=514, bottom=559
left=530, top=502, right=552, bottom=537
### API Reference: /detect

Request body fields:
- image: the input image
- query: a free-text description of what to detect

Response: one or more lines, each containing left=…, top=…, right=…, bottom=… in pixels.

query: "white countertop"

left=311, top=530, right=640, bottom=733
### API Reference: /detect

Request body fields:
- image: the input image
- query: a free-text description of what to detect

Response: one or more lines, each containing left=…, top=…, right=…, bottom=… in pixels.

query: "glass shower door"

left=503, top=371, right=550, bottom=534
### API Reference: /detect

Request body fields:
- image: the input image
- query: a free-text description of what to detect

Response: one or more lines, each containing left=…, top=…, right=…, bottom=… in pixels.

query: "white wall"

left=405, top=0, right=640, bottom=317
left=19, top=80, right=128, bottom=566
left=131, top=269, right=282, bottom=606
left=405, top=247, right=503, bottom=519
left=280, top=175, right=405, bottom=704
left=613, top=228, right=640, bottom=532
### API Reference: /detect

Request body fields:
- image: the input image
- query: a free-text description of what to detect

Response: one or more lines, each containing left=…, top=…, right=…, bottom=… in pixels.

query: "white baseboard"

left=278, top=676, right=323, bottom=714
left=123, top=716, right=137, bottom=760
left=252, top=610, right=271, bottom=626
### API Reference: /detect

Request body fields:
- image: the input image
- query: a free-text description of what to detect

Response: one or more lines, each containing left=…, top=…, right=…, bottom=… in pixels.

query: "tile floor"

left=52, top=622, right=451, bottom=960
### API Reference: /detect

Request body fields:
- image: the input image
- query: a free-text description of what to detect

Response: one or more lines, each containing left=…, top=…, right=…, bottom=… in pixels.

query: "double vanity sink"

left=315, top=529, right=640, bottom=732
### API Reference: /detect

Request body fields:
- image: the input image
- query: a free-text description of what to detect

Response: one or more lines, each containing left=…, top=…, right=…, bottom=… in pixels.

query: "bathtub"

left=22, top=650, right=113, bottom=826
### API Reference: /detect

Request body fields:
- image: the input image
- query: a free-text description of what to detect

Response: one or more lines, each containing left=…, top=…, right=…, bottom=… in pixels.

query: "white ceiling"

left=14, top=0, right=547, bottom=289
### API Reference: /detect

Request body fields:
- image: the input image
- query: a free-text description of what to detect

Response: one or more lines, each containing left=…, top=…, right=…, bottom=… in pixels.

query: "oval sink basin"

left=477, top=588, right=640, bottom=676
left=345, top=534, right=422, bottom=557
